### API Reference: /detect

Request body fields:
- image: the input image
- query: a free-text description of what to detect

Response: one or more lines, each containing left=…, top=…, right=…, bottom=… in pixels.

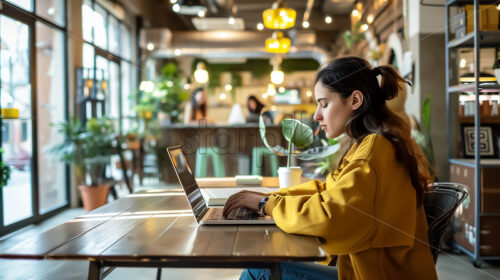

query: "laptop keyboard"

left=207, top=207, right=259, bottom=221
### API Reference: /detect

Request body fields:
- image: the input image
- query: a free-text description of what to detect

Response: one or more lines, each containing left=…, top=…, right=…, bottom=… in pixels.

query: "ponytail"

left=372, top=66, right=407, bottom=102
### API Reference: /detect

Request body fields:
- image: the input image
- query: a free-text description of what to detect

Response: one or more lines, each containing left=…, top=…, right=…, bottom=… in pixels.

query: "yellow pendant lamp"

left=265, top=32, right=291, bottom=54
left=262, top=1, right=296, bottom=30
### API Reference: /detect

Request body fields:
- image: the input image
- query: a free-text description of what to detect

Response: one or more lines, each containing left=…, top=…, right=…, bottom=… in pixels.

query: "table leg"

left=88, top=260, right=103, bottom=280
left=270, top=263, right=282, bottom=280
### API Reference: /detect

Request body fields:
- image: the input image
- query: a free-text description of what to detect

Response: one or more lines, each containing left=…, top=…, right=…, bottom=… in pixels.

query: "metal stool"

left=251, top=147, right=279, bottom=177
left=195, top=146, right=226, bottom=177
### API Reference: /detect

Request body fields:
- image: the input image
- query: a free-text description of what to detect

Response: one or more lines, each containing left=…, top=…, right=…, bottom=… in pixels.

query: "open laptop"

left=167, top=145, right=275, bottom=225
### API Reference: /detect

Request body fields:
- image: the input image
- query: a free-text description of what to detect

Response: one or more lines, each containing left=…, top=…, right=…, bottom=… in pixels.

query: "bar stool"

left=195, top=146, right=226, bottom=177
left=251, top=147, right=279, bottom=177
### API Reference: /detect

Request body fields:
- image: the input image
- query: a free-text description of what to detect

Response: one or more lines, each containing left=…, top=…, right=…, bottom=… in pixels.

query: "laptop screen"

left=167, top=146, right=207, bottom=220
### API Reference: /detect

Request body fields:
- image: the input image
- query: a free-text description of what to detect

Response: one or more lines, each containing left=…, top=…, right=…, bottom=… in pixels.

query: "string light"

left=302, top=21, right=310, bottom=28
left=257, top=23, right=264, bottom=30
left=367, top=15, right=374, bottom=24
left=325, top=16, right=332, bottom=24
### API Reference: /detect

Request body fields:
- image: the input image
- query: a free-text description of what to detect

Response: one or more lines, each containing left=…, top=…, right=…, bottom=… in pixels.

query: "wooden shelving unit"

left=446, top=0, right=500, bottom=267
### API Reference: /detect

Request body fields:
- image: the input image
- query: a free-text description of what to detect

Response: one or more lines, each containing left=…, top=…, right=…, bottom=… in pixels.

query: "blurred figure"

left=184, top=87, right=210, bottom=124
left=246, top=95, right=273, bottom=124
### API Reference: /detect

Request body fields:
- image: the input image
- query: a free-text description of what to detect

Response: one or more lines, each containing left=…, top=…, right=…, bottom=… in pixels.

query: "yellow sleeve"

left=265, top=159, right=377, bottom=255
left=270, top=179, right=326, bottom=196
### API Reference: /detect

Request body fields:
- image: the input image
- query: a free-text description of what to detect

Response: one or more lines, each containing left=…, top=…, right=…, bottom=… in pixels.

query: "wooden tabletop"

left=196, top=177, right=310, bottom=188
left=0, top=189, right=326, bottom=265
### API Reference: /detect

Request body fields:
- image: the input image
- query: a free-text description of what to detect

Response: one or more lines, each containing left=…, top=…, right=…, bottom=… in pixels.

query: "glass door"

left=0, top=14, right=35, bottom=226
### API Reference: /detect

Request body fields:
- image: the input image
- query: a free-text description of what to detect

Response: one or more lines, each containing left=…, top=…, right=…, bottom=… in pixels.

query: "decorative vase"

left=78, top=183, right=110, bottom=211
left=494, top=69, right=500, bottom=85
left=278, top=167, right=302, bottom=189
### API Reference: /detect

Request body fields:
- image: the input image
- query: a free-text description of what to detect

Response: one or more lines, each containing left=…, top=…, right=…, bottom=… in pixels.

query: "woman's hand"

left=222, top=190, right=267, bottom=217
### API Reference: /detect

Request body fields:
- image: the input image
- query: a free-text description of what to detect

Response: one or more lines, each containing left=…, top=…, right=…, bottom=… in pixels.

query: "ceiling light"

left=194, top=62, right=209, bottom=84
left=198, top=10, right=205, bottom=17
left=460, top=58, right=467, bottom=68
left=306, top=90, right=312, bottom=97
left=267, top=83, right=277, bottom=96
left=228, top=16, right=235, bottom=25
left=361, top=24, right=368, bottom=31
left=172, top=3, right=180, bottom=12
left=225, top=84, right=232, bottom=91
left=325, top=16, right=332, bottom=24
left=352, top=9, right=359, bottom=17
left=263, top=1, right=297, bottom=29
left=257, top=23, right=264, bottom=30
left=497, top=4, right=500, bottom=10
left=302, top=21, right=310, bottom=28
left=270, top=69, right=284, bottom=85
left=170, top=0, right=177, bottom=3
left=279, top=86, right=285, bottom=93
left=219, top=93, right=227, bottom=100
left=367, top=14, right=374, bottom=24
left=174, top=49, right=182, bottom=56
left=265, top=31, right=291, bottom=54
left=147, top=43, right=155, bottom=51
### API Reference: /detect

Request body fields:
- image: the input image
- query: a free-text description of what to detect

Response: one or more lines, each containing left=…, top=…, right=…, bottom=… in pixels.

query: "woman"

left=246, top=95, right=273, bottom=124
left=223, top=57, right=438, bottom=280
left=184, top=87, right=208, bottom=124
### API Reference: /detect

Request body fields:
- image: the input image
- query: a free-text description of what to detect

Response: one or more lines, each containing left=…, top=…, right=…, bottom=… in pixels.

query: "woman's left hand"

left=222, top=190, right=266, bottom=217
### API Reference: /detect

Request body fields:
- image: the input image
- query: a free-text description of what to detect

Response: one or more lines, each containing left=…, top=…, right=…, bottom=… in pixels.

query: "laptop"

left=167, top=145, right=275, bottom=225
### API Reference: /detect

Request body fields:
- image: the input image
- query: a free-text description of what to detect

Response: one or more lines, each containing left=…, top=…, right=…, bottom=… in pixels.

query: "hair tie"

left=372, top=67, right=382, bottom=76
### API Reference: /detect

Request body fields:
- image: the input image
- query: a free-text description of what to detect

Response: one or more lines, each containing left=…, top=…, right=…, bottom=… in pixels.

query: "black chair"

left=423, top=182, right=469, bottom=263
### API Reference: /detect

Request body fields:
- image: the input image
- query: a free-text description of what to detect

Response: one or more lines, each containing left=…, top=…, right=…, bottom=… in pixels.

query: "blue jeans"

left=240, top=262, right=338, bottom=280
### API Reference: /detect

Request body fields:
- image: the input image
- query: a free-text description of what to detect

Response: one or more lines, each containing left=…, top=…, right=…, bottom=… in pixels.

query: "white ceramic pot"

left=278, top=167, right=302, bottom=189
left=495, top=69, right=500, bottom=85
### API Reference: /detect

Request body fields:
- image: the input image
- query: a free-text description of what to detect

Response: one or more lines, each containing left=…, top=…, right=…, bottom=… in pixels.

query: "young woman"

left=184, top=87, right=209, bottom=124
left=223, top=57, right=438, bottom=280
left=246, top=95, right=273, bottom=124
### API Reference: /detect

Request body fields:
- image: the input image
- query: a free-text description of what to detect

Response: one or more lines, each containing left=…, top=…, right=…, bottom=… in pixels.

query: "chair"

left=195, top=147, right=226, bottom=177
left=423, top=182, right=469, bottom=263
left=251, top=147, right=279, bottom=177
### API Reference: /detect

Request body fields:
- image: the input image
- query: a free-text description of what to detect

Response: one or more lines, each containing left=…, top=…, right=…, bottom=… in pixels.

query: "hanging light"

left=265, top=32, right=291, bottom=54
left=194, top=62, right=209, bottom=84
left=262, top=1, right=296, bottom=29
left=270, top=67, right=284, bottom=85
left=367, top=14, right=374, bottom=24
left=302, top=21, right=310, bottom=28
left=325, top=16, right=332, bottom=24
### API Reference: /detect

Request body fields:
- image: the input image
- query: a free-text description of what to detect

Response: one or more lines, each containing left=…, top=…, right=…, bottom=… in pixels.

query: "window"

left=81, top=1, right=135, bottom=135
left=5, top=0, right=33, bottom=11
left=36, top=0, right=65, bottom=27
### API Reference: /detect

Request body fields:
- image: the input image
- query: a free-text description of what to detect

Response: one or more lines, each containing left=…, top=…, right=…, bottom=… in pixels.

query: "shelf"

left=459, top=116, right=500, bottom=124
left=450, top=158, right=500, bottom=167
left=447, top=0, right=500, bottom=6
left=448, top=83, right=500, bottom=93
left=447, top=31, right=500, bottom=49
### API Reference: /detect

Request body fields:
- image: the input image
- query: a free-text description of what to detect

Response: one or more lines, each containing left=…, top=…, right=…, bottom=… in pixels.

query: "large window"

left=0, top=0, right=67, bottom=235
left=81, top=1, right=135, bottom=135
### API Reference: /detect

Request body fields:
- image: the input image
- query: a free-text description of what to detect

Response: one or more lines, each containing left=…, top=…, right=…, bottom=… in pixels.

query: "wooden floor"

left=1, top=201, right=500, bottom=279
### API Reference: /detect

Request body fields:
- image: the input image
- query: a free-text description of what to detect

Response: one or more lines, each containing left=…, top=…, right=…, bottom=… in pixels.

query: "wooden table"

left=0, top=184, right=325, bottom=280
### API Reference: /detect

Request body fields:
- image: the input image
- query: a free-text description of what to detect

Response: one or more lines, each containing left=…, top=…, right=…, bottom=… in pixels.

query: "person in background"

left=223, top=56, right=437, bottom=280
left=246, top=95, right=273, bottom=124
left=184, top=87, right=210, bottom=124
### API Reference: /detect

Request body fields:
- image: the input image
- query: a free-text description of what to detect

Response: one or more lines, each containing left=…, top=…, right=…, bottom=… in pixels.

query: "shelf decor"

left=462, top=125, right=496, bottom=157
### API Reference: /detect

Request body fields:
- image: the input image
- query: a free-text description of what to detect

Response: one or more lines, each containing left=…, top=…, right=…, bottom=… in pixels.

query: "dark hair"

left=315, top=56, right=430, bottom=206
left=190, top=87, right=206, bottom=120
left=247, top=95, right=264, bottom=114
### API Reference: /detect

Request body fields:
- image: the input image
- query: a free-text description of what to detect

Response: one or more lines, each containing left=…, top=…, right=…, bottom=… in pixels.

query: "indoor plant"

left=259, top=115, right=340, bottom=188
left=0, top=148, right=11, bottom=188
left=50, top=117, right=116, bottom=211
left=494, top=59, right=500, bottom=85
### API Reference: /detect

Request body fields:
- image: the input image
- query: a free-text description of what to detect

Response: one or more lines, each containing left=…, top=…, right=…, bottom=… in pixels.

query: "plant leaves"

left=295, top=144, right=340, bottom=160
left=421, top=95, right=431, bottom=134
left=281, top=118, right=313, bottom=148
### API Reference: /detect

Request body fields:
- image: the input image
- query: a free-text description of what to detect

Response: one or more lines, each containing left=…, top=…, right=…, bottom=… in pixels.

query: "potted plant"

left=50, top=117, right=116, bottom=211
left=259, top=115, right=340, bottom=188
left=0, top=148, right=11, bottom=188
left=494, top=59, right=500, bottom=85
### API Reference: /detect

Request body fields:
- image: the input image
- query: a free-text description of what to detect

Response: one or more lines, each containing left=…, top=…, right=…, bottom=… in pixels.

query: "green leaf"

left=281, top=118, right=313, bottom=148
left=295, top=145, right=340, bottom=160
left=421, top=95, right=431, bottom=134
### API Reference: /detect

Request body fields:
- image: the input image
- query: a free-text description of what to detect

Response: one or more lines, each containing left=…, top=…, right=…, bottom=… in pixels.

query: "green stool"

left=251, top=147, right=279, bottom=177
left=195, top=147, right=226, bottom=177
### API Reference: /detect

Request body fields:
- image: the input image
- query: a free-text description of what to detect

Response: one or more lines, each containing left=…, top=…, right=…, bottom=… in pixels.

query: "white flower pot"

left=495, top=69, right=500, bottom=85
left=278, top=167, right=302, bottom=189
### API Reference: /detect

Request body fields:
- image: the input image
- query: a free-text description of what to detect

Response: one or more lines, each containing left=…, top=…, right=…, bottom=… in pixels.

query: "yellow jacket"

left=265, top=134, right=438, bottom=280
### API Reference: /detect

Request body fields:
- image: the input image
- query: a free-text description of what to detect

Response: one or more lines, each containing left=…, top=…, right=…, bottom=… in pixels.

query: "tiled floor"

left=1, top=194, right=500, bottom=279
